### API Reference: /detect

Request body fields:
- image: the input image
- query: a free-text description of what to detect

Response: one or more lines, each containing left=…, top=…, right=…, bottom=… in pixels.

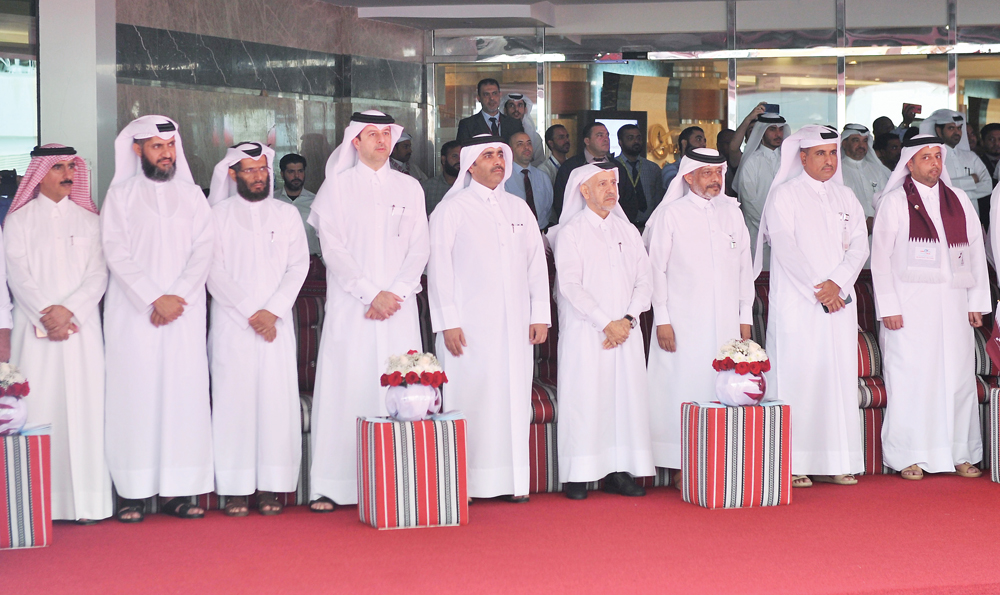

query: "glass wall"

left=735, top=57, right=838, bottom=131
left=0, top=0, right=37, bottom=176
left=845, top=55, right=949, bottom=131
left=959, top=55, right=1000, bottom=147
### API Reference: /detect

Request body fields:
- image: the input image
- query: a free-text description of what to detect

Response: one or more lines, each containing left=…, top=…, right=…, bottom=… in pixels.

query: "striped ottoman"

left=681, top=401, right=792, bottom=509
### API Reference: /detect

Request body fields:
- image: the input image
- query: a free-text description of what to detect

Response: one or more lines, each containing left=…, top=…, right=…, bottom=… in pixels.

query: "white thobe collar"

left=356, top=160, right=391, bottom=184
left=37, top=192, right=72, bottom=215
left=469, top=179, right=502, bottom=204
left=583, top=206, right=612, bottom=229
left=687, top=190, right=715, bottom=210
left=914, top=178, right=940, bottom=202
left=800, top=171, right=830, bottom=197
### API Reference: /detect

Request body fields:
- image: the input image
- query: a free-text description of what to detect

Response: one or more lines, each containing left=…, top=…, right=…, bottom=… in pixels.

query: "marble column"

left=39, top=0, right=117, bottom=205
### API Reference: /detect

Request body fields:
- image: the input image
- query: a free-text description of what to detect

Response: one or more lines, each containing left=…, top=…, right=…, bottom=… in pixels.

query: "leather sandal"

left=116, top=499, right=145, bottom=523
left=309, top=496, right=336, bottom=513
left=161, top=497, right=205, bottom=519
left=792, top=475, right=813, bottom=488
left=900, top=465, right=924, bottom=480
left=812, top=474, right=858, bottom=486
left=257, top=492, right=283, bottom=516
left=224, top=496, right=249, bottom=517
left=950, top=462, right=982, bottom=478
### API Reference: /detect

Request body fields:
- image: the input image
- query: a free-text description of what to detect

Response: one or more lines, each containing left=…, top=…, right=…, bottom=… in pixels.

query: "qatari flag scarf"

left=902, top=175, right=974, bottom=288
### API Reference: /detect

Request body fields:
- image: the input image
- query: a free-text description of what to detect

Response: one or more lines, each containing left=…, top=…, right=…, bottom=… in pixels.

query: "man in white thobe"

left=6, top=144, right=111, bottom=522
left=841, top=124, right=889, bottom=234
left=307, top=111, right=429, bottom=511
left=550, top=163, right=654, bottom=500
left=643, top=149, right=754, bottom=486
left=757, top=125, right=868, bottom=488
left=503, top=93, right=546, bottom=168
left=735, top=113, right=790, bottom=266
left=428, top=135, right=550, bottom=501
left=103, top=115, right=215, bottom=521
left=207, top=143, right=309, bottom=516
left=919, top=110, right=992, bottom=218
left=873, top=135, right=990, bottom=480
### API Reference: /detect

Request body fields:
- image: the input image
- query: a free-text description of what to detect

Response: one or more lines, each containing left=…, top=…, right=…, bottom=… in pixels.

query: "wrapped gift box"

left=681, top=401, right=791, bottom=509
left=358, top=413, right=468, bottom=529
left=2, top=434, right=52, bottom=549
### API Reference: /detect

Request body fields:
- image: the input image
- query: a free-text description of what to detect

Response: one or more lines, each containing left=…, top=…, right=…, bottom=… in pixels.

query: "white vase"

left=385, top=384, right=442, bottom=422
left=714, top=369, right=767, bottom=407
left=0, top=396, right=27, bottom=436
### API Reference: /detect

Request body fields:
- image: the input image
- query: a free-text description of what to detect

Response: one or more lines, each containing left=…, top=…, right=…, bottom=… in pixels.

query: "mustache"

left=60, top=180, right=73, bottom=185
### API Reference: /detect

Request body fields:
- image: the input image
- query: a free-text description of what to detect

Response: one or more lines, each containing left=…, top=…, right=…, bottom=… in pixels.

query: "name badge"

left=914, top=246, right=937, bottom=262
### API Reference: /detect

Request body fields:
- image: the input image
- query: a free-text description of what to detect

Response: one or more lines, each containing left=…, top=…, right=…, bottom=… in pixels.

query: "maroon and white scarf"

left=903, top=175, right=974, bottom=288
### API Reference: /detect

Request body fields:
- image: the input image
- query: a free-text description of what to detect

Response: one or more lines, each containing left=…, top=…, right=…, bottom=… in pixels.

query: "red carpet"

left=5, top=475, right=1000, bottom=594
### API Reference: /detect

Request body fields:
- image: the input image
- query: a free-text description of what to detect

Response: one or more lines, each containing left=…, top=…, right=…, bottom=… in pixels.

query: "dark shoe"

left=603, top=472, right=646, bottom=497
left=161, top=497, right=205, bottom=519
left=564, top=482, right=588, bottom=500
left=499, top=495, right=530, bottom=503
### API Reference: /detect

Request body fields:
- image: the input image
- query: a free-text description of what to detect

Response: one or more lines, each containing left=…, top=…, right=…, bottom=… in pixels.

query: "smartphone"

left=903, top=103, right=922, bottom=115
left=764, top=103, right=780, bottom=114
left=822, top=294, right=853, bottom=313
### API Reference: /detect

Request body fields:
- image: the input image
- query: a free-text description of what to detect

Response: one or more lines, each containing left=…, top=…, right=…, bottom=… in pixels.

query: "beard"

left=237, top=173, right=270, bottom=202
left=141, top=153, right=176, bottom=182
left=443, top=162, right=461, bottom=178
left=283, top=177, right=303, bottom=192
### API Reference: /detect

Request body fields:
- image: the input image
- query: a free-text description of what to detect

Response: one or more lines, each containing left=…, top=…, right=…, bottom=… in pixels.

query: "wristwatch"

left=624, top=314, right=637, bottom=329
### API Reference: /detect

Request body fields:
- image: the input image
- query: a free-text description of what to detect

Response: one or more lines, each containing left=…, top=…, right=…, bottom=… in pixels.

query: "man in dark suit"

left=550, top=121, right=635, bottom=226
left=456, top=78, right=524, bottom=144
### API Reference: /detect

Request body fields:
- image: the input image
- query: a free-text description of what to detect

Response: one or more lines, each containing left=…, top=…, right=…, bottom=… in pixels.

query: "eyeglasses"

left=239, top=166, right=269, bottom=176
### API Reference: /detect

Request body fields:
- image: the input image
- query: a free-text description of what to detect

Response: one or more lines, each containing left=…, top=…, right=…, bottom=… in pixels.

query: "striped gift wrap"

left=357, top=414, right=468, bottom=529
left=681, top=401, right=791, bottom=509
left=1, top=434, right=52, bottom=549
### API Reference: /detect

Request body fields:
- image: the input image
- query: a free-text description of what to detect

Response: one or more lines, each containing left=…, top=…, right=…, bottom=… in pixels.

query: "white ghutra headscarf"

left=207, top=142, right=276, bottom=206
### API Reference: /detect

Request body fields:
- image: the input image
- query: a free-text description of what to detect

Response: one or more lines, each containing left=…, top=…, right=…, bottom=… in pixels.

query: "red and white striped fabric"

left=357, top=415, right=468, bottom=529
left=990, top=389, right=1000, bottom=483
left=681, top=402, right=791, bottom=509
left=1, top=435, right=52, bottom=549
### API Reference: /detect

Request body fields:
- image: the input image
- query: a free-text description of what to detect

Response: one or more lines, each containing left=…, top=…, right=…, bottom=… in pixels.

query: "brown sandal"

left=257, top=492, right=283, bottom=516
left=950, top=463, right=982, bottom=478
left=792, top=475, right=813, bottom=488
left=224, top=496, right=249, bottom=517
left=812, top=474, right=858, bottom=486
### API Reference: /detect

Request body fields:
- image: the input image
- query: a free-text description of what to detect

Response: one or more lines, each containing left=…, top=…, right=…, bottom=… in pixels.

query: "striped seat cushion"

left=977, top=375, right=998, bottom=404
left=857, top=331, right=881, bottom=378
left=859, top=407, right=893, bottom=475
left=292, top=295, right=324, bottom=394
left=531, top=381, right=557, bottom=424
left=974, top=325, right=1000, bottom=376
left=300, top=393, right=313, bottom=433
left=858, top=376, right=887, bottom=408
left=529, top=422, right=559, bottom=493
left=853, top=270, right=878, bottom=335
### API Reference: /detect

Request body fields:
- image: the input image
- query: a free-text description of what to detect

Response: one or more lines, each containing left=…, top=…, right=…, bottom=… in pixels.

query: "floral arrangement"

left=380, top=350, right=448, bottom=389
left=0, top=362, right=29, bottom=398
left=712, top=339, right=770, bottom=376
